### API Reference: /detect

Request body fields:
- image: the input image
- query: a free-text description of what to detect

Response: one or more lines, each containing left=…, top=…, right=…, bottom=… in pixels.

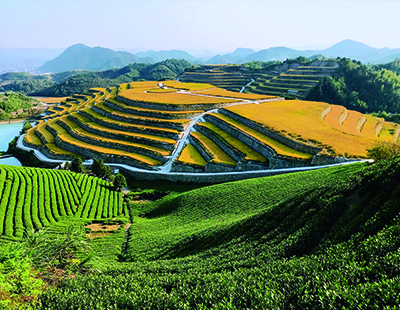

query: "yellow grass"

left=34, top=97, right=69, bottom=104
left=59, top=116, right=171, bottom=157
left=340, top=110, right=364, bottom=136
left=24, top=124, right=43, bottom=146
left=37, top=121, right=56, bottom=143
left=147, top=88, right=178, bottom=93
left=162, top=81, right=215, bottom=91
left=361, top=115, right=381, bottom=138
left=194, top=88, right=278, bottom=100
left=176, top=144, right=207, bottom=167
left=322, top=105, right=346, bottom=131
left=119, top=89, right=238, bottom=105
left=225, top=100, right=399, bottom=157
left=128, top=81, right=159, bottom=89
left=57, top=134, right=162, bottom=166
left=95, top=102, right=189, bottom=125
left=379, top=121, right=400, bottom=142
left=197, top=122, right=266, bottom=162
left=83, top=108, right=180, bottom=135
left=210, top=113, right=312, bottom=160
left=107, top=98, right=204, bottom=116
left=45, top=143, right=76, bottom=157
left=191, top=131, right=237, bottom=166
left=71, top=112, right=177, bottom=145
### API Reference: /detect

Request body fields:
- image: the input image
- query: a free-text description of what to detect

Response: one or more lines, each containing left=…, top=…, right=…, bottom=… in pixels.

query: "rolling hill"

left=38, top=44, right=154, bottom=73
left=36, top=156, right=400, bottom=309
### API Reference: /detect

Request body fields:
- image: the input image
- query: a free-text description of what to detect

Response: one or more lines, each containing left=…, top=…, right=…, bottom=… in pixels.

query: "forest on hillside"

left=306, top=58, right=400, bottom=114
left=0, top=59, right=195, bottom=97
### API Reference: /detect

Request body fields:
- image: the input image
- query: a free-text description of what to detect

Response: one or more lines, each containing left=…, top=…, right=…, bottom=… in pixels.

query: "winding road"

left=15, top=87, right=368, bottom=183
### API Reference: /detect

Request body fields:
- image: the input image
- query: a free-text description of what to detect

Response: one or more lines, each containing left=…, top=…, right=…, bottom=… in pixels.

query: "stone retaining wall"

left=118, top=164, right=349, bottom=184
left=205, top=114, right=312, bottom=169
left=57, top=120, right=167, bottom=163
left=69, top=114, right=175, bottom=151
left=116, top=95, right=227, bottom=112
left=80, top=110, right=180, bottom=140
left=105, top=99, right=202, bottom=120
left=219, top=109, right=322, bottom=155
left=204, top=114, right=276, bottom=160
left=41, top=145, right=74, bottom=161
left=54, top=136, right=155, bottom=170
left=171, top=161, right=205, bottom=173
left=92, top=105, right=185, bottom=131
left=194, top=123, right=246, bottom=162
left=189, top=134, right=213, bottom=162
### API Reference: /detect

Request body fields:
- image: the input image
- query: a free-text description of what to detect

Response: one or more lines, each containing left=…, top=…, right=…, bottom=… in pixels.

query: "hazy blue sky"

left=1, top=0, right=400, bottom=54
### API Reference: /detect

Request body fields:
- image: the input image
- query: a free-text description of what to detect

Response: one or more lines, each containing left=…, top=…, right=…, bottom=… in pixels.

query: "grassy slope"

left=40, top=158, right=400, bottom=309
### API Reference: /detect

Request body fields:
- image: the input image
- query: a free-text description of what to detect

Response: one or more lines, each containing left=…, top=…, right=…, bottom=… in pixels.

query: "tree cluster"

left=306, top=58, right=400, bottom=114
left=65, top=157, right=127, bottom=191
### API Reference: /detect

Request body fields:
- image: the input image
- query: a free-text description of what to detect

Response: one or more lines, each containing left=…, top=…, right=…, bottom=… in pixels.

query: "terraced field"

left=21, top=80, right=400, bottom=175
left=178, top=65, right=253, bottom=92
left=23, top=81, right=280, bottom=171
left=0, top=165, right=124, bottom=242
left=221, top=100, right=400, bottom=157
left=247, top=65, right=338, bottom=98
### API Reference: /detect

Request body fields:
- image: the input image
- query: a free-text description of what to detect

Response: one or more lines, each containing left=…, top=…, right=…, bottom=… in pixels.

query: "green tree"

left=113, top=173, right=127, bottom=191
left=367, top=142, right=400, bottom=161
left=70, top=157, right=85, bottom=174
left=20, top=121, right=32, bottom=134
left=91, top=158, right=112, bottom=180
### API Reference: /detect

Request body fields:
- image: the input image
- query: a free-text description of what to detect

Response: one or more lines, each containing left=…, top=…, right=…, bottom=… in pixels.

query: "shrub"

left=366, top=141, right=400, bottom=161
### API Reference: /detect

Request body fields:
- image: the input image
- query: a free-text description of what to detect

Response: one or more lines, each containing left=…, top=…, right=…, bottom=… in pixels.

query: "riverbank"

left=0, top=117, right=30, bottom=125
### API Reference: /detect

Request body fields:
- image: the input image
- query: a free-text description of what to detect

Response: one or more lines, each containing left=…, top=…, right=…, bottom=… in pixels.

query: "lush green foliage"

left=375, top=58, right=400, bottom=75
left=38, top=158, right=400, bottom=309
left=0, top=165, right=125, bottom=240
left=307, top=58, right=400, bottom=113
left=91, top=158, right=112, bottom=180
left=0, top=92, right=39, bottom=120
left=0, top=244, right=44, bottom=309
left=2, top=60, right=195, bottom=97
left=367, top=141, right=400, bottom=161
left=69, top=157, right=85, bottom=174
left=113, top=173, right=127, bottom=191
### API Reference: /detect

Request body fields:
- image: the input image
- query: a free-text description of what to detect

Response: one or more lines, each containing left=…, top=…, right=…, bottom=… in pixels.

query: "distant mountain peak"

left=38, top=44, right=154, bottom=73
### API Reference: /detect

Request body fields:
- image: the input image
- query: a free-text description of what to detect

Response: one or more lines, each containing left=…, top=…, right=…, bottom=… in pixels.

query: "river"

left=0, top=122, right=23, bottom=166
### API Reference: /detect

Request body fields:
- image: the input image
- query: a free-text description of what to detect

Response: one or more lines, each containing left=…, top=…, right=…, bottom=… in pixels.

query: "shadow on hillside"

left=156, top=161, right=400, bottom=262
left=156, top=188, right=347, bottom=260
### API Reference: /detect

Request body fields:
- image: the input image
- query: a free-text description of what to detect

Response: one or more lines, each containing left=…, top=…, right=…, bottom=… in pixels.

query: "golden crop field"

left=107, top=98, right=203, bottom=116
left=191, top=131, right=237, bottom=166
left=209, top=113, right=313, bottom=160
left=94, top=102, right=190, bottom=125
left=71, top=112, right=177, bottom=145
left=147, top=88, right=178, bottom=93
left=197, top=122, right=266, bottom=162
left=24, top=123, right=43, bottom=147
left=119, top=89, right=238, bottom=105
left=162, top=81, right=215, bottom=91
left=58, top=134, right=162, bottom=166
left=59, top=116, right=171, bottom=156
left=82, top=108, right=180, bottom=135
left=45, top=143, right=76, bottom=157
left=225, top=100, right=400, bottom=157
left=361, top=115, right=381, bottom=138
left=34, top=97, right=69, bottom=104
left=194, top=88, right=278, bottom=100
left=340, top=110, right=364, bottom=136
left=128, top=81, right=160, bottom=89
left=176, top=144, right=207, bottom=167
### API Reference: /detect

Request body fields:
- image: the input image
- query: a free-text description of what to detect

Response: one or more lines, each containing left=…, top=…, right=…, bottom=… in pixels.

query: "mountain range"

left=4, top=40, right=400, bottom=74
